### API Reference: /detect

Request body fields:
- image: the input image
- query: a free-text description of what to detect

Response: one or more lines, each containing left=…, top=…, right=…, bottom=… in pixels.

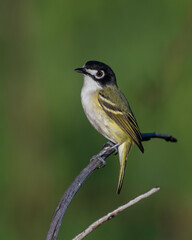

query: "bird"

left=75, top=60, right=144, bottom=194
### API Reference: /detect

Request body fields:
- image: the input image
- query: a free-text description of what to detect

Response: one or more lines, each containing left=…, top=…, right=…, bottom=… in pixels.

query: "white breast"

left=81, top=75, right=126, bottom=144
left=81, top=75, right=102, bottom=123
left=81, top=75, right=113, bottom=141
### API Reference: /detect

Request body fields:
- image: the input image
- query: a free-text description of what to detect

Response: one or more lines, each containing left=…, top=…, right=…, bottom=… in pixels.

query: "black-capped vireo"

left=75, top=61, right=144, bottom=194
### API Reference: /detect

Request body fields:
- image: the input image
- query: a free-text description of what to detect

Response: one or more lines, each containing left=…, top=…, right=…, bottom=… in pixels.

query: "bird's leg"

left=90, top=142, right=120, bottom=167
left=90, top=153, right=106, bottom=167
left=110, top=142, right=120, bottom=155
left=90, top=143, right=111, bottom=166
left=102, top=141, right=119, bottom=155
left=102, top=141, right=115, bottom=148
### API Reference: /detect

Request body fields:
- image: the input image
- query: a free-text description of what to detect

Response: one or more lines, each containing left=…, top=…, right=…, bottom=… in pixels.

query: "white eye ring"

left=95, top=70, right=105, bottom=79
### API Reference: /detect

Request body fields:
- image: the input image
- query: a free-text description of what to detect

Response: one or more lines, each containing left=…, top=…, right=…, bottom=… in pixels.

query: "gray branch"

left=73, top=187, right=160, bottom=240
left=46, top=132, right=177, bottom=240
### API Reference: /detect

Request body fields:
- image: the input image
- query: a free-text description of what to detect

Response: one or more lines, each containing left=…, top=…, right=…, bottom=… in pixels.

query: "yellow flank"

left=84, top=88, right=142, bottom=194
left=87, top=91, right=133, bottom=193
left=89, top=91, right=130, bottom=144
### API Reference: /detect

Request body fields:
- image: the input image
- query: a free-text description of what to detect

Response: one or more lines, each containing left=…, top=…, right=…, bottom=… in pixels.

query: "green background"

left=1, top=0, right=192, bottom=239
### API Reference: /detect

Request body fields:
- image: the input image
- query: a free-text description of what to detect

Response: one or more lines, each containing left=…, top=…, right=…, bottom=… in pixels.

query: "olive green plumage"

left=99, top=86, right=144, bottom=153
left=98, top=86, right=143, bottom=193
left=75, top=60, right=144, bottom=194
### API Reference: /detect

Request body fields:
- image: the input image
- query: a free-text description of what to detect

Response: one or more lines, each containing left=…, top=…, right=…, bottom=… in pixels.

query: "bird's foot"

left=102, top=141, right=119, bottom=155
left=90, top=154, right=106, bottom=168
left=102, top=141, right=114, bottom=149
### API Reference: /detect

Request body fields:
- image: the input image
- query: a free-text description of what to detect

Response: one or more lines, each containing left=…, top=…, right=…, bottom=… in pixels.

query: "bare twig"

left=46, top=132, right=177, bottom=240
left=72, top=187, right=160, bottom=240
left=141, top=132, right=177, bottom=142
left=46, top=142, right=116, bottom=240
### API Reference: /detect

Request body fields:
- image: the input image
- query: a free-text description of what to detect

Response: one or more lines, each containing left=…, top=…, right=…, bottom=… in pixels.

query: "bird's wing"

left=98, top=87, right=144, bottom=153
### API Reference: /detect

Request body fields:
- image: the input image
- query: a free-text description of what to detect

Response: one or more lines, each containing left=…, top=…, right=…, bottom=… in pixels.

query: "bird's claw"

left=90, top=154, right=106, bottom=168
left=102, top=141, right=119, bottom=155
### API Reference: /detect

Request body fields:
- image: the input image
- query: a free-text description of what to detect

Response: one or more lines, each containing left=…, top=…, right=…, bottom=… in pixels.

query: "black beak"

left=74, top=67, right=86, bottom=74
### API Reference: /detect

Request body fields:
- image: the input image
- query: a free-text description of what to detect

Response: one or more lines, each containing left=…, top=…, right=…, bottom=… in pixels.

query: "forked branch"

left=46, top=132, right=177, bottom=240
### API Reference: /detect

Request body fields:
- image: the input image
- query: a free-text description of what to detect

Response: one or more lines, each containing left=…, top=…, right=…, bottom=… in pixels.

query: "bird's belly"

left=82, top=94, right=127, bottom=143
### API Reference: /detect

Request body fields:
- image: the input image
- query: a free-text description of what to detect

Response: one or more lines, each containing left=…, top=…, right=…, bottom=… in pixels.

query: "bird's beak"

left=74, top=67, right=86, bottom=74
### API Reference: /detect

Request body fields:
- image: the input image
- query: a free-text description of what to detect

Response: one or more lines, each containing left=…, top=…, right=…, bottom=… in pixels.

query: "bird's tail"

left=117, top=141, right=132, bottom=194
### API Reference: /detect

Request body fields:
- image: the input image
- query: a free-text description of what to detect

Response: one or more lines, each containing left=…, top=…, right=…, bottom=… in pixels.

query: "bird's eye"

left=95, top=70, right=105, bottom=79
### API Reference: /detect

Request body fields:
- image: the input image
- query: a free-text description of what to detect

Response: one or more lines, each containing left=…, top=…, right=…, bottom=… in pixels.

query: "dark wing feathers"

left=98, top=88, right=144, bottom=153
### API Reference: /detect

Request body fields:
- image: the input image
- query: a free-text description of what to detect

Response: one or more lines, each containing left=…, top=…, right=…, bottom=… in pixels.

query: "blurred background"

left=1, top=0, right=192, bottom=239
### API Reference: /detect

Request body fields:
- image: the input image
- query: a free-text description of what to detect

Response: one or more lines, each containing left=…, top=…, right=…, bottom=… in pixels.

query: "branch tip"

left=46, top=131, right=176, bottom=240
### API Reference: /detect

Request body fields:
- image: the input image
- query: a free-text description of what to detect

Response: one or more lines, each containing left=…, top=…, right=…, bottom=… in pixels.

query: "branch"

left=46, top=142, right=116, bottom=240
left=141, top=132, right=177, bottom=142
left=46, top=132, right=177, bottom=240
left=72, top=187, right=160, bottom=240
